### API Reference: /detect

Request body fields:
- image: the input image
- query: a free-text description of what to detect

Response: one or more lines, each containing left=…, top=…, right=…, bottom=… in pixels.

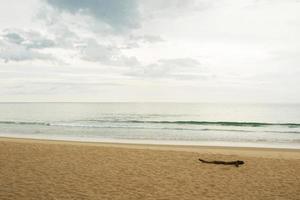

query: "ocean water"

left=0, top=103, right=299, bottom=149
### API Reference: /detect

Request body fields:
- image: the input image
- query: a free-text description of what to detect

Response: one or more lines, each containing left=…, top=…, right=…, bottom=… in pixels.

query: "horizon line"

left=0, top=101, right=299, bottom=104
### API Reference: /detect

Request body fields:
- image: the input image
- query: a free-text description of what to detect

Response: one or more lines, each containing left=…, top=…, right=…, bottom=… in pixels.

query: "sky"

left=0, top=0, right=300, bottom=103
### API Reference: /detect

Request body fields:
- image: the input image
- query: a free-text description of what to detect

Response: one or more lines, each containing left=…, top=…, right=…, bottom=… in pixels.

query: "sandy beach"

left=0, top=137, right=299, bottom=200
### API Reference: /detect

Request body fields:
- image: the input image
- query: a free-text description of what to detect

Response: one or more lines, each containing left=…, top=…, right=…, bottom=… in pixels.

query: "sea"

left=0, top=103, right=299, bottom=149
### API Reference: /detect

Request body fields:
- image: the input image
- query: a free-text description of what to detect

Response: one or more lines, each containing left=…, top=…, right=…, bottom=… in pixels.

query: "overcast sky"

left=0, top=0, right=299, bottom=102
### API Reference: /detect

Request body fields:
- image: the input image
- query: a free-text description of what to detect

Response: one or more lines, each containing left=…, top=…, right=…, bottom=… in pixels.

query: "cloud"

left=0, top=29, right=56, bottom=62
left=3, top=32, right=24, bottom=44
left=2, top=29, right=55, bottom=49
left=46, top=0, right=140, bottom=31
left=79, top=38, right=139, bottom=66
left=33, top=1, right=164, bottom=65
left=130, top=35, right=164, bottom=43
left=0, top=81, right=123, bottom=96
left=140, top=0, right=216, bottom=19
left=126, top=58, right=209, bottom=80
left=120, top=35, right=164, bottom=49
left=29, top=0, right=167, bottom=66
left=22, top=32, right=55, bottom=49
left=0, top=41, right=54, bottom=63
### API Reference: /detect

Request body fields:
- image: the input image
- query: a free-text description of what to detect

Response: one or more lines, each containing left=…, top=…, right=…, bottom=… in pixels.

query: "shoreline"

left=1, top=132, right=300, bottom=149
left=1, top=136, right=300, bottom=159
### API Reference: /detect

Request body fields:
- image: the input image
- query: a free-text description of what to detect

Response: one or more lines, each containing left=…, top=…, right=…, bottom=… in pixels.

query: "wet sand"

left=0, top=137, right=299, bottom=200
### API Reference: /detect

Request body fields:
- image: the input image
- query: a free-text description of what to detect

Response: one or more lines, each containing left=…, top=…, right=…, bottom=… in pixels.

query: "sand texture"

left=0, top=138, right=300, bottom=200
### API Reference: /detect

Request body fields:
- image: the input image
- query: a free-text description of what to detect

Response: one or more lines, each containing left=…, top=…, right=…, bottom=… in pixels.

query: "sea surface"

left=0, top=103, right=299, bottom=149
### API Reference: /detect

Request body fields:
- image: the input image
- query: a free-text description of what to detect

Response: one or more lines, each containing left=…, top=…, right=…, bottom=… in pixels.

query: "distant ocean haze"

left=0, top=103, right=299, bottom=148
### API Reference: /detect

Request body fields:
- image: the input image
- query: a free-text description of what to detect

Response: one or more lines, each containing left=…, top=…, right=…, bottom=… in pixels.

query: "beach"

left=0, top=137, right=299, bottom=200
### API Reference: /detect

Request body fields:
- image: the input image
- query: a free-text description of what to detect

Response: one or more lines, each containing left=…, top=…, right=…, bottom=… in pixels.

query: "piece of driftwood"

left=199, top=159, right=244, bottom=167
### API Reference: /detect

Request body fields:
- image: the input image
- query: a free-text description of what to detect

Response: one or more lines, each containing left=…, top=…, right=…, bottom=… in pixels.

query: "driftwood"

left=199, top=159, right=244, bottom=167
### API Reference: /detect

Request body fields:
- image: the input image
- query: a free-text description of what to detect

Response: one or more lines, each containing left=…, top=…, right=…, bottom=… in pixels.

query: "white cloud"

left=79, top=38, right=140, bottom=66
left=2, top=29, right=55, bottom=49
left=0, top=0, right=300, bottom=102
left=0, top=29, right=58, bottom=62
left=126, top=58, right=207, bottom=80
left=0, top=40, right=53, bottom=63
left=45, top=0, right=140, bottom=32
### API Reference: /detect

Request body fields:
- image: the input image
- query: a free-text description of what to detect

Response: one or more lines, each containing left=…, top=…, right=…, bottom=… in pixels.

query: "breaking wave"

left=1, top=120, right=300, bottom=128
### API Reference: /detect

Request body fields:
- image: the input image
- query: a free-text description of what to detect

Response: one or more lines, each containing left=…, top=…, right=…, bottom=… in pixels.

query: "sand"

left=0, top=137, right=300, bottom=200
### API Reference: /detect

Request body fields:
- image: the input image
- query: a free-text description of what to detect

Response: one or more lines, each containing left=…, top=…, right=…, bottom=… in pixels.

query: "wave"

left=83, top=120, right=300, bottom=127
left=1, top=120, right=300, bottom=134
left=0, top=120, right=50, bottom=126
left=1, top=120, right=300, bottom=128
left=51, top=123, right=255, bottom=132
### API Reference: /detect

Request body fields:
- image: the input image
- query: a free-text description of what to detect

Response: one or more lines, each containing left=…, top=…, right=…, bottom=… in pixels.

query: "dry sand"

left=0, top=137, right=299, bottom=200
